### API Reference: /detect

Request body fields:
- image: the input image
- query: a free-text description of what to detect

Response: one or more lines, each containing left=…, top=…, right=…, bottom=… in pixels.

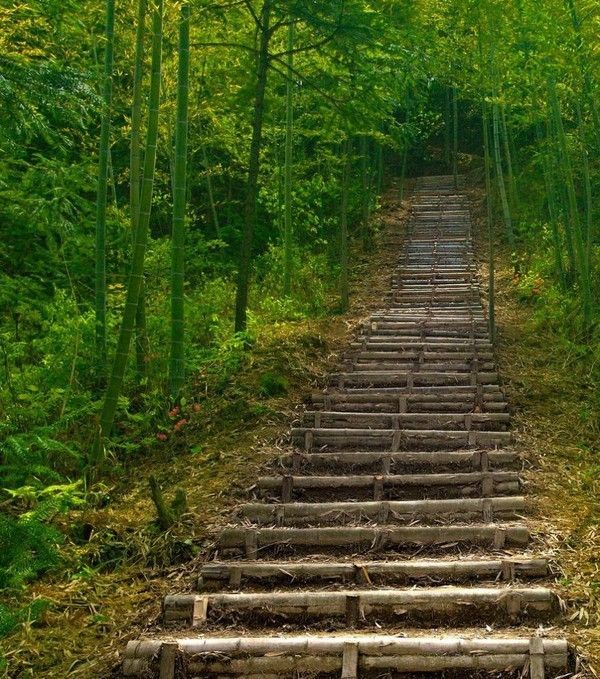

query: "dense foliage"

left=1, top=0, right=599, bottom=639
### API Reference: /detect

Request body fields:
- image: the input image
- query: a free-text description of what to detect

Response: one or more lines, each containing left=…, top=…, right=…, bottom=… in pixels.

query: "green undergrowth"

left=0, top=194, right=398, bottom=677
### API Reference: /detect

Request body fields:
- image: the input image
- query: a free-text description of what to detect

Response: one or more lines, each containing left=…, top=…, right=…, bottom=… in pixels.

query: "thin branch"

left=267, top=59, right=344, bottom=113
left=242, top=0, right=261, bottom=26
left=271, top=0, right=345, bottom=56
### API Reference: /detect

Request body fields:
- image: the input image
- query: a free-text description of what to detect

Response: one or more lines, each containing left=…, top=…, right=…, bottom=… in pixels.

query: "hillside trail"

left=120, top=176, right=573, bottom=678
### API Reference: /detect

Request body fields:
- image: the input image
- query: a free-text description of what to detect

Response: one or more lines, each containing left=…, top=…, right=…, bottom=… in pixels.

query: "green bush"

left=259, top=371, right=289, bottom=397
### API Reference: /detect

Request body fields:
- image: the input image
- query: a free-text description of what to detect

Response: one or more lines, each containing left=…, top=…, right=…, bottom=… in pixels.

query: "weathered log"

left=313, top=385, right=505, bottom=399
left=290, top=427, right=512, bottom=452
left=301, top=411, right=510, bottom=431
left=343, top=360, right=497, bottom=373
left=281, top=449, right=520, bottom=473
left=330, top=371, right=499, bottom=387
left=237, top=496, right=525, bottom=526
left=198, top=556, right=548, bottom=590
left=162, top=586, right=557, bottom=628
left=122, top=636, right=570, bottom=677
left=258, top=471, right=519, bottom=490
left=217, top=523, right=530, bottom=553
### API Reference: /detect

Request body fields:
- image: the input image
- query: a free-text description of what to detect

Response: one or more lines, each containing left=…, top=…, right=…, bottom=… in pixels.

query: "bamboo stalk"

left=339, top=138, right=351, bottom=311
left=548, top=79, right=592, bottom=331
left=283, top=19, right=294, bottom=296
left=94, top=0, right=116, bottom=381
left=130, top=0, right=150, bottom=383
left=452, top=87, right=458, bottom=189
left=169, top=2, right=191, bottom=401
left=482, top=102, right=495, bottom=342
left=491, top=103, right=514, bottom=244
left=234, top=0, right=272, bottom=332
left=92, top=0, right=163, bottom=462
left=535, top=123, right=566, bottom=289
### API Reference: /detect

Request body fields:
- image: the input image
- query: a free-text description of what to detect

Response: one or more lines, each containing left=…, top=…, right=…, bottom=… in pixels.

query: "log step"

left=122, top=635, right=570, bottom=678
left=257, top=471, right=520, bottom=500
left=237, top=496, right=526, bottom=525
left=301, top=411, right=511, bottom=431
left=282, top=449, right=520, bottom=473
left=308, top=399, right=508, bottom=414
left=330, top=372, right=499, bottom=387
left=313, top=385, right=504, bottom=401
left=198, top=556, right=549, bottom=590
left=342, top=360, right=497, bottom=373
left=162, top=586, right=559, bottom=628
left=291, top=427, right=512, bottom=451
left=354, top=337, right=494, bottom=347
left=217, top=523, right=530, bottom=556
left=349, top=350, right=495, bottom=360
left=358, top=328, right=491, bottom=338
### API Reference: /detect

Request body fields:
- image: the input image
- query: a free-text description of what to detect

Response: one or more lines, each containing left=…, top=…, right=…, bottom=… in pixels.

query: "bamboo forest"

left=1, top=0, right=600, bottom=676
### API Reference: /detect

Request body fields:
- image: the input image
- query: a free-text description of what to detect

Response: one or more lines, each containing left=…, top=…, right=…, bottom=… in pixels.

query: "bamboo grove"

left=0, top=0, right=599, bottom=596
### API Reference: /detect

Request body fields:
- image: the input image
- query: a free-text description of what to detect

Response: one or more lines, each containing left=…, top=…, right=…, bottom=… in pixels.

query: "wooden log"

left=217, top=523, right=531, bottom=552
left=281, top=450, right=520, bottom=472
left=198, top=557, right=549, bottom=590
left=301, top=411, right=510, bottom=431
left=237, top=497, right=526, bottom=525
left=312, top=386, right=505, bottom=401
left=158, top=642, right=177, bottom=679
left=290, top=428, right=512, bottom=452
left=163, top=594, right=207, bottom=627
left=344, top=360, right=497, bottom=373
left=530, top=637, right=546, bottom=679
left=258, top=471, right=519, bottom=491
left=350, top=350, right=495, bottom=361
left=122, top=635, right=570, bottom=677
left=330, top=371, right=499, bottom=387
left=162, top=586, right=557, bottom=627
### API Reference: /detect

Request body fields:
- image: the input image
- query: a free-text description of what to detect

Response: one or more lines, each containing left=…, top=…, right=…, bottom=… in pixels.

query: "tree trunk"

left=535, top=123, right=566, bottom=290
left=360, top=135, right=372, bottom=248
left=169, top=2, right=190, bottom=402
left=202, top=143, right=220, bottom=237
left=452, top=87, right=458, bottom=189
left=283, top=20, right=294, bottom=297
left=500, top=105, right=519, bottom=216
left=339, top=139, right=352, bottom=312
left=546, top=113, right=576, bottom=281
left=482, top=103, right=495, bottom=344
left=444, top=88, right=451, bottom=169
left=94, top=0, right=116, bottom=382
left=234, top=0, right=272, bottom=333
left=130, top=0, right=150, bottom=383
left=92, top=0, right=163, bottom=463
left=548, top=79, right=592, bottom=331
left=375, top=142, right=384, bottom=196
left=491, top=103, right=514, bottom=245
left=574, top=100, right=593, bottom=264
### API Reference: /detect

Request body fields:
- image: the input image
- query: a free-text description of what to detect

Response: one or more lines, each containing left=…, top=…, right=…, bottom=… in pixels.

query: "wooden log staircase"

left=121, top=176, right=572, bottom=678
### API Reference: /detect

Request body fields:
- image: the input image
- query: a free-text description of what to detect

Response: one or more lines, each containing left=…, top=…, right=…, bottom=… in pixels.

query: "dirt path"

left=120, top=176, right=572, bottom=678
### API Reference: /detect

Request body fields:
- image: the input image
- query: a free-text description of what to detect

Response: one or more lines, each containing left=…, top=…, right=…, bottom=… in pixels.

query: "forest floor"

left=3, top=176, right=599, bottom=677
